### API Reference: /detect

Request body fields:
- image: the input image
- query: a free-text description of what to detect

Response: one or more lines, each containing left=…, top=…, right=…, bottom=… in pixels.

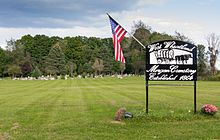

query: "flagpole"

left=107, top=13, right=146, bottom=49
left=126, top=32, right=146, bottom=49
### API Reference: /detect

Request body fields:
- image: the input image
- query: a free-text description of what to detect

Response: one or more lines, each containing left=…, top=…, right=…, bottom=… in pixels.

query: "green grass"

left=0, top=77, right=219, bottom=140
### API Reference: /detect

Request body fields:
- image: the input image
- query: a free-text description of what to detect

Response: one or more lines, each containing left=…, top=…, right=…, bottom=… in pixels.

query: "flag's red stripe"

left=118, top=30, right=126, bottom=42
left=114, top=34, right=125, bottom=63
left=114, top=35, right=118, bottom=61
left=118, top=42, right=121, bottom=61
left=113, top=35, right=116, bottom=60
left=117, top=27, right=124, bottom=37
left=119, top=44, right=124, bottom=63
left=115, top=25, right=120, bottom=34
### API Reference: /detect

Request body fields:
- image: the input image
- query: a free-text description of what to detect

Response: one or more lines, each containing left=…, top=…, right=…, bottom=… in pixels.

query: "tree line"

left=0, top=21, right=219, bottom=79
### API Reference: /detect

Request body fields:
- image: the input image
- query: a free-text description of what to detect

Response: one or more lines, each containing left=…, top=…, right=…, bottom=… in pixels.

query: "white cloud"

left=0, top=26, right=110, bottom=48
left=109, top=9, right=207, bottom=44
left=31, top=17, right=84, bottom=27
left=137, top=0, right=171, bottom=6
left=197, top=0, right=216, bottom=6
left=0, top=9, right=209, bottom=48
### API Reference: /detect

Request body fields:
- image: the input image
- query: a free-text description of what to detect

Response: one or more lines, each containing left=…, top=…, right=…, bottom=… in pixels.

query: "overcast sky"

left=0, top=0, right=220, bottom=66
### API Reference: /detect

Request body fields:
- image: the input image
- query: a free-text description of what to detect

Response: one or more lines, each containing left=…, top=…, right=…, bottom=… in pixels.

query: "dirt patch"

left=0, top=134, right=6, bottom=140
left=0, top=133, right=11, bottom=140
left=110, top=100, right=116, bottom=105
left=11, top=123, right=19, bottom=130
left=110, top=120, right=125, bottom=125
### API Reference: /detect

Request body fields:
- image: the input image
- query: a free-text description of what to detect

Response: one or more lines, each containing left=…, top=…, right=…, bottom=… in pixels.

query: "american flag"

left=108, top=15, right=127, bottom=63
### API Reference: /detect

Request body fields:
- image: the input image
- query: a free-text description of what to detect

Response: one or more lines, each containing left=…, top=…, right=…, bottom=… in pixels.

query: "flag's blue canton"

left=110, top=18, right=117, bottom=34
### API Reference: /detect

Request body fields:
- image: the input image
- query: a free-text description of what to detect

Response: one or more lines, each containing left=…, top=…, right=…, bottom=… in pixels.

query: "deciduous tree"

left=207, top=33, right=220, bottom=76
left=92, top=58, right=104, bottom=75
left=0, top=48, right=7, bottom=77
left=7, top=64, right=21, bottom=78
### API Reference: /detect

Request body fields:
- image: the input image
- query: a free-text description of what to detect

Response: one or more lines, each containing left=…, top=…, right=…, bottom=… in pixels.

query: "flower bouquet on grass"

left=201, top=104, right=218, bottom=115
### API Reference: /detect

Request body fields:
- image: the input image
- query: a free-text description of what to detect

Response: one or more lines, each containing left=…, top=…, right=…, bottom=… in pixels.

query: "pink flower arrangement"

left=201, top=104, right=218, bottom=115
left=115, top=108, right=126, bottom=121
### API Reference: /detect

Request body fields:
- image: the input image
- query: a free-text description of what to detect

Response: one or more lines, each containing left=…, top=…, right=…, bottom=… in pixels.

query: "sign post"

left=194, top=80, right=196, bottom=113
left=145, top=40, right=197, bottom=113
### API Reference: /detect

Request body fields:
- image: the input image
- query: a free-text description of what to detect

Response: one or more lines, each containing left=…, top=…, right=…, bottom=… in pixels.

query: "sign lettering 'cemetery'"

left=146, top=40, right=197, bottom=81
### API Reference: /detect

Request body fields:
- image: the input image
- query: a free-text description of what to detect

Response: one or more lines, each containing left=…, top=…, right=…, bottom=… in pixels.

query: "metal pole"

left=194, top=80, right=196, bottom=114
left=146, top=80, right=149, bottom=113
left=145, top=46, right=149, bottom=114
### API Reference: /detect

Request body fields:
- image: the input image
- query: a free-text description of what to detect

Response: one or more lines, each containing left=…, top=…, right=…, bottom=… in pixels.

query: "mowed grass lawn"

left=0, top=77, right=219, bottom=140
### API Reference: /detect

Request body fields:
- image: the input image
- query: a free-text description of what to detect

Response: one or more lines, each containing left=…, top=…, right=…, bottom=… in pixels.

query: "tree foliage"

left=197, top=44, right=208, bottom=76
left=0, top=48, right=6, bottom=76
left=174, top=31, right=193, bottom=43
left=128, top=21, right=151, bottom=74
left=7, top=64, right=21, bottom=78
left=31, top=66, right=42, bottom=78
left=92, top=58, right=104, bottom=75
left=0, top=26, right=216, bottom=78
left=45, top=42, right=66, bottom=75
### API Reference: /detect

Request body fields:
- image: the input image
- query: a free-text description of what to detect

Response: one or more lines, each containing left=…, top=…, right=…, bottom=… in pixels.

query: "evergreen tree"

left=31, top=66, right=42, bottom=78
left=129, top=21, right=151, bottom=74
left=197, top=45, right=208, bottom=76
left=45, top=42, right=66, bottom=75
left=174, top=31, right=193, bottom=43
left=149, top=32, right=173, bottom=43
left=66, top=60, right=77, bottom=77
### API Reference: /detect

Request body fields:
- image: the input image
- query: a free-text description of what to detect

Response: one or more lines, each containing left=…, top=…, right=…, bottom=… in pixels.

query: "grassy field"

left=0, top=77, right=219, bottom=140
